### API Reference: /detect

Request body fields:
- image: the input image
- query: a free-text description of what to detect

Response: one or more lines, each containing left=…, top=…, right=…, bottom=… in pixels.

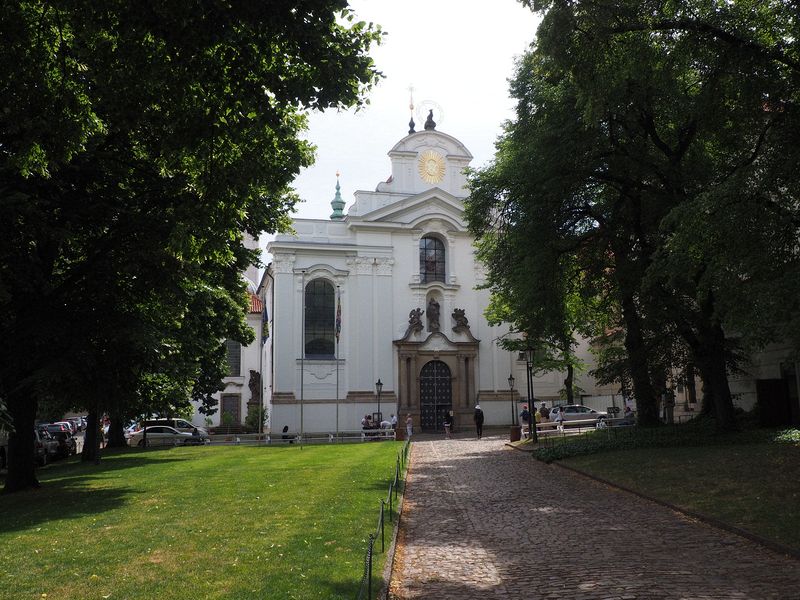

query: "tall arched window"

left=420, top=236, right=446, bottom=283
left=304, top=279, right=335, bottom=358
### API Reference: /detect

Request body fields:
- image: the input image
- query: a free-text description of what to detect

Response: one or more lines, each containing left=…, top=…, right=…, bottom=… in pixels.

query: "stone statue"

left=424, top=109, right=436, bottom=130
left=248, top=370, right=261, bottom=402
left=427, top=297, right=440, bottom=332
left=408, top=308, right=424, bottom=333
left=452, top=308, right=470, bottom=331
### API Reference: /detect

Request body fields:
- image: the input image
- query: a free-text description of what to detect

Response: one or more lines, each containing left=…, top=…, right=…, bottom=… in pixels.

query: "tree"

left=469, top=0, right=800, bottom=431
left=1, top=1, right=382, bottom=491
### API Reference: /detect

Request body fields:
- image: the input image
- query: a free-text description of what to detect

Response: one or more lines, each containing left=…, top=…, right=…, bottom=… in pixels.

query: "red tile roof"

left=249, top=293, right=263, bottom=314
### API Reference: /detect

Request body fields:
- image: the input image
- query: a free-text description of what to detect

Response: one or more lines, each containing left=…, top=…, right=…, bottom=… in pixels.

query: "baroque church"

left=261, top=112, right=519, bottom=434
left=192, top=114, right=800, bottom=433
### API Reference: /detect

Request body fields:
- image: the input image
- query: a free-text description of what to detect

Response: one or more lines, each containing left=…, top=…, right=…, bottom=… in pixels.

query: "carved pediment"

left=419, top=332, right=458, bottom=353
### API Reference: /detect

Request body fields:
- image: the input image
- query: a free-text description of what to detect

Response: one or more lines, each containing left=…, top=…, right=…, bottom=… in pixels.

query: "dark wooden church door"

left=420, top=360, right=452, bottom=432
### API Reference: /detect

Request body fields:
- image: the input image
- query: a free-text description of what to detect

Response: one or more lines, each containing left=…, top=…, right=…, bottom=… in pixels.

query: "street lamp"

left=525, top=347, right=538, bottom=443
left=508, top=373, right=516, bottom=425
left=375, top=378, right=383, bottom=422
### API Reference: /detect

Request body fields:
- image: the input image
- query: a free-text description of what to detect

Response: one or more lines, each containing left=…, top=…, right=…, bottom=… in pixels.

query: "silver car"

left=127, top=425, right=206, bottom=447
left=551, top=405, right=607, bottom=423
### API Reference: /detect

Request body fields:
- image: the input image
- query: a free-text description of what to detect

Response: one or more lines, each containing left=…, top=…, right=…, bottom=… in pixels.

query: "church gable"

left=355, top=188, right=466, bottom=229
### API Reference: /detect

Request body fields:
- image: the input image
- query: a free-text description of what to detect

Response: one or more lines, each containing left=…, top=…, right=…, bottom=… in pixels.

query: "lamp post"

left=525, top=346, right=538, bottom=443
left=375, top=378, right=383, bottom=423
left=508, top=373, right=516, bottom=425
left=509, top=373, right=521, bottom=442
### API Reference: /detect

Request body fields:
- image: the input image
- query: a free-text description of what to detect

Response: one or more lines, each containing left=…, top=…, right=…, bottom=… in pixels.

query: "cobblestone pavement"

left=388, top=434, right=800, bottom=600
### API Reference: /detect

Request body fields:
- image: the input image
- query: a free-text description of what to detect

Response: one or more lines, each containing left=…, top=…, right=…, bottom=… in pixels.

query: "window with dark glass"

left=420, top=236, right=446, bottom=283
left=225, top=339, right=241, bottom=376
left=305, top=279, right=335, bottom=357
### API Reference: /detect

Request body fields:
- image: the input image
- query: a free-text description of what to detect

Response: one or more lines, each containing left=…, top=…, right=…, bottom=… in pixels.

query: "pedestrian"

left=443, top=411, right=453, bottom=439
left=474, top=404, right=484, bottom=439
left=519, top=405, right=531, bottom=439
left=390, top=414, right=398, bottom=429
left=406, top=414, right=413, bottom=438
left=539, top=402, right=550, bottom=421
left=554, top=408, right=565, bottom=432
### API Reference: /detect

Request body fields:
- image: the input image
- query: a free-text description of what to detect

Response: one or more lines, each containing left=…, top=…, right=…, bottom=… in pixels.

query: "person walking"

left=443, top=411, right=453, bottom=439
left=554, top=408, right=565, bottom=433
left=406, top=414, right=413, bottom=438
left=519, top=405, right=531, bottom=439
left=473, top=404, right=484, bottom=439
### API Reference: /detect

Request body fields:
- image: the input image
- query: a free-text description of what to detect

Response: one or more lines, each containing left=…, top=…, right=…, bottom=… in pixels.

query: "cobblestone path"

left=388, top=434, right=800, bottom=600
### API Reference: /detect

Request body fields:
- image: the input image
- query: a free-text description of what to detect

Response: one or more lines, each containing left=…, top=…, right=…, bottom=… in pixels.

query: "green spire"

left=330, top=172, right=345, bottom=220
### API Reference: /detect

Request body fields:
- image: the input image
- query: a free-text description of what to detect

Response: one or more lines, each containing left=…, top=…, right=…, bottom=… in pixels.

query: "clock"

left=418, top=150, right=445, bottom=184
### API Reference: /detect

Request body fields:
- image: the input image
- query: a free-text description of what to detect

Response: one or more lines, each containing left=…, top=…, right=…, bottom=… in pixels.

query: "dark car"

left=48, top=430, right=77, bottom=458
left=45, top=422, right=71, bottom=434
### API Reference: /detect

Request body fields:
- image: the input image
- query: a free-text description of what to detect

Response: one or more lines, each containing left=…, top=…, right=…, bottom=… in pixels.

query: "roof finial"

left=408, top=84, right=416, bottom=134
left=330, top=171, right=345, bottom=220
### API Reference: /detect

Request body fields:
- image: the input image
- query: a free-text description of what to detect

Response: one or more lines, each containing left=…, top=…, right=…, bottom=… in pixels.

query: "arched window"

left=304, top=279, right=335, bottom=358
left=419, top=236, right=446, bottom=283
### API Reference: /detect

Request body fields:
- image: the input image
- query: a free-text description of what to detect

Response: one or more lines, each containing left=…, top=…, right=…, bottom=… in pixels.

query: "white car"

left=127, top=425, right=206, bottom=447
left=551, top=405, right=607, bottom=423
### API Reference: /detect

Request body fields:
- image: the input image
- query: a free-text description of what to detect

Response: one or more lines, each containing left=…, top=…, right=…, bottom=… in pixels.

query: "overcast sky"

left=262, top=1, right=541, bottom=253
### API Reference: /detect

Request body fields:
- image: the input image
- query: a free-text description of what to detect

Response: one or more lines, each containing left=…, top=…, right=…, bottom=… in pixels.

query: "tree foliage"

left=468, top=0, right=800, bottom=430
left=0, top=1, right=381, bottom=491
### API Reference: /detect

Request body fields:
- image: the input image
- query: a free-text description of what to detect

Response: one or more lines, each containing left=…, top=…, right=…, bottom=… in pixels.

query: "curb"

left=552, top=460, right=800, bottom=562
left=381, top=443, right=413, bottom=600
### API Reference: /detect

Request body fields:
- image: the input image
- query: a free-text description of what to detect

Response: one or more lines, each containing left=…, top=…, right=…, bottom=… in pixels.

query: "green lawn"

left=563, top=442, right=800, bottom=551
left=0, top=442, right=403, bottom=600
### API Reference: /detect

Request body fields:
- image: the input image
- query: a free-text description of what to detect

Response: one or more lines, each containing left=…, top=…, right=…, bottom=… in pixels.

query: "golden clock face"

left=418, top=150, right=445, bottom=184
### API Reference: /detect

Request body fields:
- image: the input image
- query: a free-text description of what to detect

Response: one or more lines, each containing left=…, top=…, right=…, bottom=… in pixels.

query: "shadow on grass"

left=0, top=483, right=134, bottom=533
left=0, top=450, right=196, bottom=532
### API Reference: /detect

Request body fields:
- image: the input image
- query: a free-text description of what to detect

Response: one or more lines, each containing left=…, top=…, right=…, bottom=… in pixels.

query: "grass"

left=0, top=442, right=403, bottom=600
left=535, top=423, right=800, bottom=552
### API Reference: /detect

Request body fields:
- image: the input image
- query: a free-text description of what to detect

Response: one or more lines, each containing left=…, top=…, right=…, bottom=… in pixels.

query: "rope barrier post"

left=380, top=499, right=385, bottom=552
left=367, top=534, right=374, bottom=599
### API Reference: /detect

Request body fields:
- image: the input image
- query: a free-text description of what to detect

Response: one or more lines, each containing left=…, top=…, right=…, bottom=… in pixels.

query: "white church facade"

left=263, top=122, right=522, bottom=434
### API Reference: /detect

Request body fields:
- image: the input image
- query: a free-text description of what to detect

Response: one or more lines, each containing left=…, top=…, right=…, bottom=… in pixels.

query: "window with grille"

left=420, top=236, right=445, bottom=283
left=305, top=279, right=335, bottom=358
left=225, top=339, right=241, bottom=376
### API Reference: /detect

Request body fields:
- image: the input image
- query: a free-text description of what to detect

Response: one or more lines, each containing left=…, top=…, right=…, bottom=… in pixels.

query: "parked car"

left=53, top=421, right=76, bottom=434
left=551, top=405, right=608, bottom=424
left=66, top=417, right=83, bottom=432
left=143, top=418, right=207, bottom=436
left=33, top=429, right=51, bottom=466
left=48, top=430, right=78, bottom=458
left=36, top=428, right=61, bottom=460
left=44, top=423, right=72, bottom=434
left=127, top=425, right=207, bottom=447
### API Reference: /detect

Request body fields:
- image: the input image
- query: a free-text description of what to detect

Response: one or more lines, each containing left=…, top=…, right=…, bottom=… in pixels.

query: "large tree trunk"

left=694, top=322, right=738, bottom=431
left=620, top=294, right=660, bottom=426
left=82, top=411, right=101, bottom=463
left=564, top=363, right=575, bottom=404
left=106, top=409, right=127, bottom=448
left=4, top=392, right=39, bottom=493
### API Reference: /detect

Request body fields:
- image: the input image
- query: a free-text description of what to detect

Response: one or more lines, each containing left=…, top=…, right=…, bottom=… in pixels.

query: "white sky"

left=261, top=0, right=541, bottom=254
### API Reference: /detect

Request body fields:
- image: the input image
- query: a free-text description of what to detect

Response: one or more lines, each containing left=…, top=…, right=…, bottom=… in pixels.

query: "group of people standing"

left=361, top=413, right=398, bottom=430
left=519, top=402, right=563, bottom=437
